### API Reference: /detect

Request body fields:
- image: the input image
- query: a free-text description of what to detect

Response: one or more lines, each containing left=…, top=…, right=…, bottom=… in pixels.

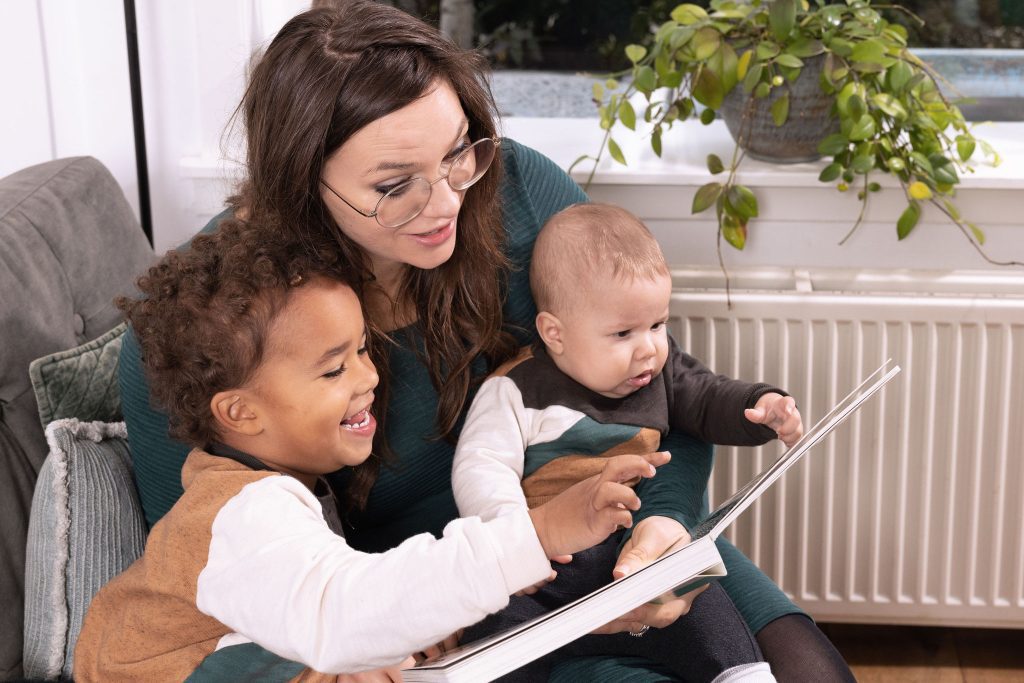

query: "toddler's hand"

left=529, top=451, right=671, bottom=559
left=744, top=393, right=804, bottom=448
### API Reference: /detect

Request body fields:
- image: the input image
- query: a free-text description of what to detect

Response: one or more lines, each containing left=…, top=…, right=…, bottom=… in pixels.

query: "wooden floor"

left=819, top=624, right=1024, bottom=682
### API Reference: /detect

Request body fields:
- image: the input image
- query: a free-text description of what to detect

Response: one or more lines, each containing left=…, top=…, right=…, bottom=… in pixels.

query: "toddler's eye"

left=357, top=345, right=368, bottom=355
left=323, top=366, right=346, bottom=379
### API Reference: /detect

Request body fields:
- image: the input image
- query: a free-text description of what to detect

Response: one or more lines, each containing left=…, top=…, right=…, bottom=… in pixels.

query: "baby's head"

left=119, top=219, right=378, bottom=490
left=529, top=203, right=671, bottom=399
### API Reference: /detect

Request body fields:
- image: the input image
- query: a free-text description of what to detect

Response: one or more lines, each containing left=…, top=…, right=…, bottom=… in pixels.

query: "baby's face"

left=554, top=270, right=671, bottom=399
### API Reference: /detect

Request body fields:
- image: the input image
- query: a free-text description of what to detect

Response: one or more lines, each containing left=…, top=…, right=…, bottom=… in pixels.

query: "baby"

left=453, top=202, right=803, bottom=682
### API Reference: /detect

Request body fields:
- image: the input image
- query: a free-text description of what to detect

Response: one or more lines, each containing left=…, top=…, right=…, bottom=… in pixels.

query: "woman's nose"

left=423, top=175, right=462, bottom=218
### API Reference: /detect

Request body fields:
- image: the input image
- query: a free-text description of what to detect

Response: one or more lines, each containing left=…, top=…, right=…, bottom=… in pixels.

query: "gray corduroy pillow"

left=23, top=419, right=147, bottom=681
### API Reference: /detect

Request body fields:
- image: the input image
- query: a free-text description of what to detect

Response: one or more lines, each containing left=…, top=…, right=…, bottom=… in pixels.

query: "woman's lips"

left=408, top=220, right=454, bottom=246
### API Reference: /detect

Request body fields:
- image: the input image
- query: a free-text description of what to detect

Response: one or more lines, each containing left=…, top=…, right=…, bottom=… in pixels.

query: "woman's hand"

left=591, top=516, right=707, bottom=635
left=528, top=452, right=671, bottom=559
left=745, top=392, right=804, bottom=447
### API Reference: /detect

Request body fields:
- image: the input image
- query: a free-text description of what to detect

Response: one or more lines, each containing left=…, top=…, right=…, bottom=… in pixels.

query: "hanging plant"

left=573, top=0, right=1020, bottom=279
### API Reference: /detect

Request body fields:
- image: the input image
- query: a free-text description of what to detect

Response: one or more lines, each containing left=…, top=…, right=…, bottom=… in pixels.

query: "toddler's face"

left=246, top=279, right=379, bottom=481
left=553, top=270, right=671, bottom=399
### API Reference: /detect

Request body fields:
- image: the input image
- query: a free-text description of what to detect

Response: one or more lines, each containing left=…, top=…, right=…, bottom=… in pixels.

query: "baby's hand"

left=529, top=451, right=671, bottom=559
left=744, top=393, right=804, bottom=448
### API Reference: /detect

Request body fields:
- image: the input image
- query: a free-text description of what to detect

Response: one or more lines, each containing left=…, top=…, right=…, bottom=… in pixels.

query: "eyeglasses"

left=321, top=137, right=500, bottom=229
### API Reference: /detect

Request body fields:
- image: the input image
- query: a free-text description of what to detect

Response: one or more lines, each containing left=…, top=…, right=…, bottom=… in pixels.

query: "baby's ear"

left=210, top=390, right=263, bottom=437
left=535, top=311, right=565, bottom=355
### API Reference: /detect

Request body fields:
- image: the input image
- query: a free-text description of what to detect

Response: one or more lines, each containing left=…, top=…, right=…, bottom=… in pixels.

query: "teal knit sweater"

left=118, top=139, right=801, bottom=679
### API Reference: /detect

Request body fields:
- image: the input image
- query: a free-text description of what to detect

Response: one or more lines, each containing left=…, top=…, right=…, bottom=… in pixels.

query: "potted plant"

left=575, top=0, right=1020, bottom=271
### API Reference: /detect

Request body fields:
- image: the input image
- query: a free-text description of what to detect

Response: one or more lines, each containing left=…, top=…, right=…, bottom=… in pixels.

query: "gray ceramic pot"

left=719, top=53, right=839, bottom=163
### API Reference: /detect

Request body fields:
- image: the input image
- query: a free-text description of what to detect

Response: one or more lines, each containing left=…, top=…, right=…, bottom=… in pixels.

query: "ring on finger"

left=628, top=624, right=651, bottom=637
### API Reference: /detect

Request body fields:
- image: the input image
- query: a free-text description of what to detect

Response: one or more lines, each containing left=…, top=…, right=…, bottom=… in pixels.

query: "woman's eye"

left=323, top=366, right=346, bottom=379
left=375, top=179, right=412, bottom=197
left=445, top=141, right=470, bottom=161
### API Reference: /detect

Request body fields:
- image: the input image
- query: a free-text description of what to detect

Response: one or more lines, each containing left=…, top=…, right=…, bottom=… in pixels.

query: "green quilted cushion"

left=29, top=322, right=127, bottom=427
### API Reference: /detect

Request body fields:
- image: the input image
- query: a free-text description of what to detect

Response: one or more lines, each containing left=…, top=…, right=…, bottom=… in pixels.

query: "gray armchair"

left=0, top=157, right=153, bottom=679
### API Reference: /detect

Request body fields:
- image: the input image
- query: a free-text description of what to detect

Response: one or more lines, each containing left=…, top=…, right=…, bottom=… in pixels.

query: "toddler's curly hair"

left=118, top=218, right=353, bottom=449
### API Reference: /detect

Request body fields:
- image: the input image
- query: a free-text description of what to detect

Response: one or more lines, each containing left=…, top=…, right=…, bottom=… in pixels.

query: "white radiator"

left=670, top=268, right=1024, bottom=627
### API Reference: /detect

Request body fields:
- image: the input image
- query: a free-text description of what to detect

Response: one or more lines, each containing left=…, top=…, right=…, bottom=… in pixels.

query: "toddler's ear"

left=210, top=390, right=263, bottom=436
left=535, top=311, right=565, bottom=355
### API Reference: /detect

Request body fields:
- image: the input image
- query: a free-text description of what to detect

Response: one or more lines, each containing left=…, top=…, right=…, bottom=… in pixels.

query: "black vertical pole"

left=123, top=0, right=153, bottom=246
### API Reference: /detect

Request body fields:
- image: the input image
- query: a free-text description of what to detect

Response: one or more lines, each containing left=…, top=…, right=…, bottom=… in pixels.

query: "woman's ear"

left=535, top=311, right=566, bottom=355
left=210, top=391, right=263, bottom=437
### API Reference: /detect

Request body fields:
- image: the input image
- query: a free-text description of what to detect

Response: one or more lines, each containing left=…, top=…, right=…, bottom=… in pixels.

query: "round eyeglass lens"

left=448, top=138, right=496, bottom=189
left=375, top=138, right=498, bottom=228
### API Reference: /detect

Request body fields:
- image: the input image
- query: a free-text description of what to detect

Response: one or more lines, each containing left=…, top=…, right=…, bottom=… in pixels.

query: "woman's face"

left=321, top=80, right=471, bottom=282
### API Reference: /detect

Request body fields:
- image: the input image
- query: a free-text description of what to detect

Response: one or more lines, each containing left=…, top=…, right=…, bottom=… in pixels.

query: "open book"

left=404, top=360, right=902, bottom=683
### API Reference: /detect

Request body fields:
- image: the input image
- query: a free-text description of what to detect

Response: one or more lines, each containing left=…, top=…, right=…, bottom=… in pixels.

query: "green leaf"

left=721, top=213, right=747, bottom=250
left=754, top=82, right=771, bottom=99
left=711, top=42, right=740, bottom=94
left=625, top=44, right=647, bottom=65
left=942, top=199, right=961, bottom=220
left=692, top=182, right=723, bottom=213
left=956, top=136, right=976, bottom=162
left=693, top=27, right=722, bottom=61
left=707, top=154, right=725, bottom=175
left=887, top=60, right=913, bottom=92
left=896, top=202, right=921, bottom=239
left=829, top=37, right=853, bottom=57
left=607, top=138, right=627, bottom=166
left=771, top=92, right=790, bottom=126
left=742, top=62, right=764, bottom=93
left=756, top=41, right=781, bottom=61
left=848, top=115, right=877, bottom=141
left=871, top=93, right=908, bottom=120
left=671, top=3, right=709, bottom=25
left=591, top=82, right=604, bottom=102
left=727, top=185, right=759, bottom=219
left=931, top=155, right=959, bottom=185
left=693, top=66, right=725, bottom=110
left=651, top=128, right=663, bottom=157
left=966, top=221, right=985, bottom=244
left=847, top=94, right=866, bottom=121
left=700, top=107, right=717, bottom=124
left=567, top=154, right=593, bottom=175
left=634, top=65, right=657, bottom=94
left=775, top=53, right=804, bottom=69
left=618, top=100, right=636, bottom=130
left=819, top=162, right=842, bottom=182
left=769, top=0, right=797, bottom=43
left=851, top=155, right=875, bottom=174
left=850, top=40, right=886, bottom=65
left=818, top=133, right=849, bottom=156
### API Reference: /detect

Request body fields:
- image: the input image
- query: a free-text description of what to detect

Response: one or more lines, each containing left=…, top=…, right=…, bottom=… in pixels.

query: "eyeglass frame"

left=320, top=137, right=501, bottom=229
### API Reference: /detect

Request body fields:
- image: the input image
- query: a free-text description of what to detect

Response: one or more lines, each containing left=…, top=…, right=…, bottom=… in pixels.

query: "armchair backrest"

left=0, top=156, right=153, bottom=679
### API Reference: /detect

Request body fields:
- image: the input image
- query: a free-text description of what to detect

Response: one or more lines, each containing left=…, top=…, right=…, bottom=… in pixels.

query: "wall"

left=0, top=0, right=305, bottom=253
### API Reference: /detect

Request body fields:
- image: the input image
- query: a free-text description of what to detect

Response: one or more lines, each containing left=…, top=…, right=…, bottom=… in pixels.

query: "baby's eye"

left=322, top=366, right=346, bottom=379
left=651, top=321, right=665, bottom=331
left=615, top=330, right=631, bottom=338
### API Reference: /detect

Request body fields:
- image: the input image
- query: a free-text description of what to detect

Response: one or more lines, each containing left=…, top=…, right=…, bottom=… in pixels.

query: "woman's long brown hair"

left=231, top=2, right=517, bottom=509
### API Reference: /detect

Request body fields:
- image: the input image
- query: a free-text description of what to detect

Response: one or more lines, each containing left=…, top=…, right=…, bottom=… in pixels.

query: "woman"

left=119, top=2, right=853, bottom=680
